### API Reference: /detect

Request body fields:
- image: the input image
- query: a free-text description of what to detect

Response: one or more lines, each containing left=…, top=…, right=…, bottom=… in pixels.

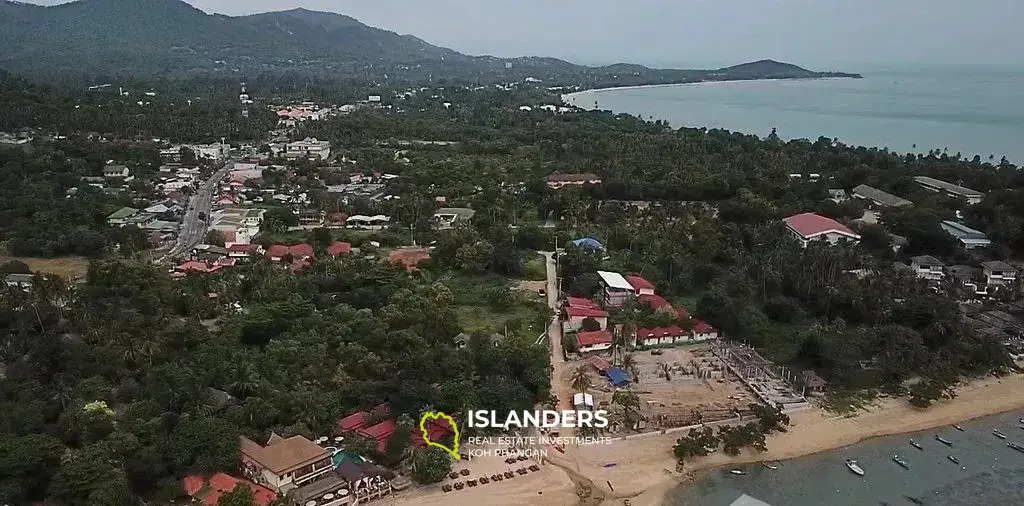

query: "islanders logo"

left=419, top=411, right=460, bottom=460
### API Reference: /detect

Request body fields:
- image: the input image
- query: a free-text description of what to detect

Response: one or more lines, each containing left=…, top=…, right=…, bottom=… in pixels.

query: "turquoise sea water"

left=666, top=411, right=1024, bottom=506
left=564, top=64, right=1024, bottom=163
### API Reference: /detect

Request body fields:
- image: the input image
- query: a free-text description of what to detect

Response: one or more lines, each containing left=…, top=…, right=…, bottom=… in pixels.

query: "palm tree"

left=570, top=364, right=592, bottom=393
left=621, top=353, right=640, bottom=383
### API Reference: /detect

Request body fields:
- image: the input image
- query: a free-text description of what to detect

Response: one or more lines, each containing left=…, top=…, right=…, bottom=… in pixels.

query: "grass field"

left=0, top=255, right=91, bottom=280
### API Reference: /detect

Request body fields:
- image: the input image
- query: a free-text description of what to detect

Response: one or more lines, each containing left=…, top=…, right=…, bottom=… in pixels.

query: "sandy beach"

left=385, top=374, right=1024, bottom=506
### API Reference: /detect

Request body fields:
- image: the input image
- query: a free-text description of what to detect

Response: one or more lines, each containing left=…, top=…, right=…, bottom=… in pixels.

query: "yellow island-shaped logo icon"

left=419, top=411, right=460, bottom=460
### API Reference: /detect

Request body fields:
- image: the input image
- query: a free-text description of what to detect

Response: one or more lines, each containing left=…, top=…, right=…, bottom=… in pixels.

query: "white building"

left=981, top=261, right=1018, bottom=287
left=346, top=214, right=390, bottom=230
left=597, top=271, right=634, bottom=308
left=910, top=255, right=945, bottom=281
left=783, top=213, right=861, bottom=248
left=285, top=138, right=331, bottom=161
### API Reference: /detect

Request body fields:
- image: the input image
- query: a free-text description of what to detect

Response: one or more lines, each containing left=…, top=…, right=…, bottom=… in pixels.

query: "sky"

left=27, top=0, right=1024, bottom=68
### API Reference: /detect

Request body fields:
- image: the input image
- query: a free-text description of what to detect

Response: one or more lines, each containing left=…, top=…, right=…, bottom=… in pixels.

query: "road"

left=160, top=162, right=231, bottom=261
left=541, top=251, right=573, bottom=413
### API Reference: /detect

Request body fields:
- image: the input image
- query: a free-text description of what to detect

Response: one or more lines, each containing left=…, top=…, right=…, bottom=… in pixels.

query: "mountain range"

left=0, top=0, right=861, bottom=85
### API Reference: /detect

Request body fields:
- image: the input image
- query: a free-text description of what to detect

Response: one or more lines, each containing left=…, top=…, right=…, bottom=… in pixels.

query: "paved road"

left=160, top=162, right=231, bottom=261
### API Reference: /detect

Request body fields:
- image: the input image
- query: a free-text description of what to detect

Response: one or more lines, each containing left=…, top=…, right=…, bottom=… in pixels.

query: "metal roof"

left=597, top=270, right=633, bottom=290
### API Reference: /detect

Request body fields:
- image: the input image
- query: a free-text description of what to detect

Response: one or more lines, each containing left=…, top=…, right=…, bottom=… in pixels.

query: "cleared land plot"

left=0, top=255, right=91, bottom=280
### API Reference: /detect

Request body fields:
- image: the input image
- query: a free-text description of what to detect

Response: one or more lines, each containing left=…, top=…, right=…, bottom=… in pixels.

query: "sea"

left=562, top=63, right=1024, bottom=163
left=665, top=410, right=1024, bottom=506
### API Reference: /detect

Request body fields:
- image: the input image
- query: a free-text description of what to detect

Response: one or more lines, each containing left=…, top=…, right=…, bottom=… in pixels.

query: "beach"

left=385, top=374, right=1024, bottom=506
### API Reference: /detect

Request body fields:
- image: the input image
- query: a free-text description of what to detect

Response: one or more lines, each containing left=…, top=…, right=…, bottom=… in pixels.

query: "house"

left=297, top=210, right=325, bottom=227
left=265, top=245, right=290, bottom=261
left=228, top=243, right=263, bottom=259
left=625, top=275, right=656, bottom=296
left=635, top=326, right=687, bottom=347
left=940, top=221, right=991, bottom=249
left=571, top=237, right=604, bottom=250
left=326, top=242, right=352, bottom=257
left=691, top=319, right=719, bottom=341
left=239, top=434, right=333, bottom=493
left=576, top=329, right=613, bottom=353
left=183, top=473, right=277, bottom=506
left=336, top=403, right=391, bottom=434
left=106, top=207, right=139, bottom=226
left=4, top=273, right=34, bottom=290
left=981, top=261, right=1018, bottom=287
left=175, top=261, right=221, bottom=275
left=783, top=213, right=861, bottom=247
left=913, top=176, right=984, bottom=205
left=827, top=189, right=848, bottom=203
left=909, top=255, right=945, bottom=281
left=597, top=271, right=635, bottom=308
left=326, top=212, right=349, bottom=228
left=286, top=138, right=331, bottom=160
left=347, top=215, right=391, bottom=230
left=388, top=248, right=431, bottom=272
left=564, top=302, right=609, bottom=331
left=546, top=173, right=602, bottom=189
left=102, top=164, right=129, bottom=178
left=851, top=184, right=912, bottom=208
left=432, top=208, right=475, bottom=229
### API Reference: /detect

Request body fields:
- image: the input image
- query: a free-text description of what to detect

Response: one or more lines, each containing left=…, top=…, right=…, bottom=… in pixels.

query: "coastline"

left=383, top=375, right=1024, bottom=506
left=559, top=76, right=852, bottom=105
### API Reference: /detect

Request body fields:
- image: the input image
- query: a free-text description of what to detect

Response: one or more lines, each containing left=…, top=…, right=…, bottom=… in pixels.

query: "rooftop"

left=783, top=212, right=859, bottom=239
left=625, top=275, right=656, bottom=291
left=851, top=184, right=912, bottom=207
left=239, top=435, right=329, bottom=475
left=914, top=176, right=984, bottom=198
left=576, top=330, right=613, bottom=347
left=597, top=270, right=633, bottom=290
left=981, top=260, right=1016, bottom=272
left=910, top=255, right=943, bottom=266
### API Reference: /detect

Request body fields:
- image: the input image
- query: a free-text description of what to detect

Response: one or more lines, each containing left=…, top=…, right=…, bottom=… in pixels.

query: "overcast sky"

left=28, top=0, right=1024, bottom=68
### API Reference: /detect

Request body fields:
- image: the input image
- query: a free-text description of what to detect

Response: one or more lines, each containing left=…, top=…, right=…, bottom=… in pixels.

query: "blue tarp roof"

left=572, top=237, right=604, bottom=249
left=607, top=367, right=631, bottom=387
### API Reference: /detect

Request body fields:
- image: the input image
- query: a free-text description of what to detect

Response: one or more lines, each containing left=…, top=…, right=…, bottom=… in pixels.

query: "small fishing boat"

left=761, top=461, right=778, bottom=470
left=892, top=454, right=910, bottom=469
left=1018, top=417, right=1023, bottom=424
left=993, top=429, right=1007, bottom=439
left=947, top=455, right=960, bottom=464
left=845, top=459, right=865, bottom=476
left=729, top=469, right=746, bottom=475
left=935, top=435, right=953, bottom=446
left=909, top=439, right=923, bottom=450
left=953, top=424, right=964, bottom=432
left=903, top=495, right=925, bottom=505
left=1007, top=442, right=1024, bottom=453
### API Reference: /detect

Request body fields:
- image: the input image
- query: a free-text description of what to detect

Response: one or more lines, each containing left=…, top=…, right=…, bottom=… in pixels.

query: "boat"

left=993, top=429, right=1007, bottom=439
left=845, top=459, right=865, bottom=476
left=935, top=435, right=953, bottom=446
left=947, top=455, right=960, bottom=464
left=953, top=424, right=964, bottom=432
left=1018, top=417, right=1023, bottom=424
left=909, top=439, right=923, bottom=450
left=903, top=495, right=925, bottom=505
left=892, top=454, right=910, bottom=469
left=729, top=469, right=746, bottom=475
left=761, top=461, right=778, bottom=470
left=1007, top=442, right=1024, bottom=453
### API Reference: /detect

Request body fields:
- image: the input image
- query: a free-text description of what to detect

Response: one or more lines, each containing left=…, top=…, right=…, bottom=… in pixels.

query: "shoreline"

left=382, top=375, right=1024, bottom=506
left=559, top=76, right=853, bottom=104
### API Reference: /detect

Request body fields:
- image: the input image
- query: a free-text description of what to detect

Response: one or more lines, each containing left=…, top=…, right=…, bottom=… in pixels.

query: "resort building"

left=284, top=137, right=332, bottom=160
left=183, top=473, right=277, bottom=506
left=432, top=207, right=476, bottom=229
left=940, top=221, right=991, bottom=249
left=913, top=176, right=985, bottom=205
left=851, top=184, right=912, bottom=208
left=783, top=212, right=861, bottom=247
left=239, top=434, right=333, bottom=494
left=909, top=255, right=945, bottom=281
left=563, top=297, right=609, bottom=331
left=106, top=207, right=139, bottom=226
left=346, top=215, right=391, bottom=230
left=625, top=275, right=656, bottom=296
left=597, top=270, right=635, bottom=308
left=981, top=261, right=1018, bottom=287
left=576, top=329, right=613, bottom=353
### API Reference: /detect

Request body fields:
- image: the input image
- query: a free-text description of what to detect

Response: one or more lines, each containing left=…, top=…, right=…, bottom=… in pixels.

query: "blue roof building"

left=606, top=367, right=631, bottom=387
left=571, top=237, right=604, bottom=250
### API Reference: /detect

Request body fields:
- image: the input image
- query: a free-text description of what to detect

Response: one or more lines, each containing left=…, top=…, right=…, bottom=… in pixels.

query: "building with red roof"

left=564, top=305, right=609, bottom=331
left=635, top=326, right=687, bottom=347
left=566, top=297, right=601, bottom=309
left=415, top=417, right=456, bottom=448
left=638, top=293, right=673, bottom=311
left=625, top=275, right=656, bottom=295
left=228, top=243, right=262, bottom=259
left=576, top=329, right=613, bottom=353
left=783, top=213, right=860, bottom=247
left=289, top=243, right=315, bottom=259
left=265, top=244, right=290, bottom=261
left=358, top=420, right=398, bottom=452
left=691, top=319, right=719, bottom=341
left=174, top=261, right=223, bottom=275
left=183, top=473, right=277, bottom=506
left=326, top=241, right=352, bottom=256
left=586, top=355, right=612, bottom=373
